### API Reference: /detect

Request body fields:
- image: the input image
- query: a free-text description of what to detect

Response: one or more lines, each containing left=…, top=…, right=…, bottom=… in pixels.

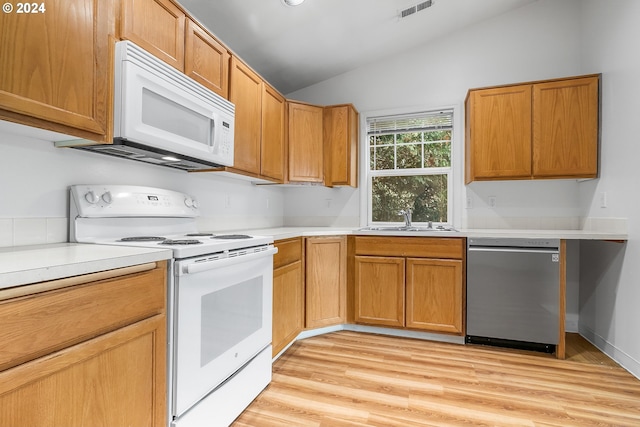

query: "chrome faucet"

left=399, top=207, right=412, bottom=227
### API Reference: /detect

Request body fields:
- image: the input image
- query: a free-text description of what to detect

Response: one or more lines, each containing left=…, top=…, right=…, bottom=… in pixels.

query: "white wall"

left=0, top=127, right=285, bottom=246
left=286, top=0, right=585, bottom=230
left=576, top=0, right=640, bottom=377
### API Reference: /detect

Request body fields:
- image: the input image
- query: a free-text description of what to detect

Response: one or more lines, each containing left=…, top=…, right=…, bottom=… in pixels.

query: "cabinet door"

left=288, top=102, right=324, bottom=183
left=406, top=258, right=463, bottom=334
left=121, top=0, right=185, bottom=71
left=466, top=85, right=532, bottom=182
left=0, top=0, right=114, bottom=141
left=533, top=76, right=599, bottom=178
left=230, top=57, right=262, bottom=175
left=261, top=84, right=286, bottom=181
left=354, top=256, right=405, bottom=327
left=0, top=315, right=166, bottom=427
left=185, top=19, right=229, bottom=98
left=306, top=237, right=346, bottom=328
left=272, top=261, right=304, bottom=356
left=324, top=104, right=358, bottom=187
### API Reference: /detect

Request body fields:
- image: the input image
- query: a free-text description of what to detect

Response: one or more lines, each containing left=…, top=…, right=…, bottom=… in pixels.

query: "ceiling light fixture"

left=281, top=0, right=305, bottom=6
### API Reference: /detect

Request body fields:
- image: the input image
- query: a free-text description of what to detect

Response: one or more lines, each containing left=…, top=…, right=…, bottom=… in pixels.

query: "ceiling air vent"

left=400, top=0, right=434, bottom=19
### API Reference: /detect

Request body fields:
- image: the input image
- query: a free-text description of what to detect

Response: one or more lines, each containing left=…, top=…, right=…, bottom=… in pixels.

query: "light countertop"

left=0, top=243, right=172, bottom=290
left=240, top=226, right=628, bottom=241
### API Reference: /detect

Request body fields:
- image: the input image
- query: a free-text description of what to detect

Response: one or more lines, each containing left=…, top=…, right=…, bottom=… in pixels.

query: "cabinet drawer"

left=274, top=237, right=302, bottom=269
left=0, top=263, right=166, bottom=371
left=354, top=236, right=464, bottom=259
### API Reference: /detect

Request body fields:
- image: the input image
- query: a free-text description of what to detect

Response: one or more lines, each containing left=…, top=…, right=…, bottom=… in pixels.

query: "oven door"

left=172, top=247, right=275, bottom=417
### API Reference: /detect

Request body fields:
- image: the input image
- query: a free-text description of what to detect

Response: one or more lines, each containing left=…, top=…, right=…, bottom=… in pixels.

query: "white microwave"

left=63, top=41, right=235, bottom=172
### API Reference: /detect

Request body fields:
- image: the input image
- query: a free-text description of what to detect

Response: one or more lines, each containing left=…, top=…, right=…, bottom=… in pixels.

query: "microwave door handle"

left=209, top=116, right=218, bottom=153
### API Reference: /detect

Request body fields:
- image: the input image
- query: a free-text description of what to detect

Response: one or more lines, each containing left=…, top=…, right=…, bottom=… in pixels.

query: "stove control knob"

left=85, top=191, right=99, bottom=204
left=101, top=191, right=113, bottom=205
left=184, top=197, right=193, bottom=208
left=191, top=199, right=199, bottom=209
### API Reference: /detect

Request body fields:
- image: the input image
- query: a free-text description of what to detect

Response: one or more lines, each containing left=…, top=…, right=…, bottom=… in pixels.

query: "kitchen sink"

left=359, top=226, right=458, bottom=232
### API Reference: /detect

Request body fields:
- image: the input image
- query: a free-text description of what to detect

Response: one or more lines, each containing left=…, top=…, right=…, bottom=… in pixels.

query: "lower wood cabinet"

left=305, top=236, right=347, bottom=328
left=354, top=256, right=405, bottom=327
left=0, top=261, right=167, bottom=427
left=272, top=238, right=304, bottom=357
left=352, top=237, right=465, bottom=335
left=406, top=257, right=463, bottom=334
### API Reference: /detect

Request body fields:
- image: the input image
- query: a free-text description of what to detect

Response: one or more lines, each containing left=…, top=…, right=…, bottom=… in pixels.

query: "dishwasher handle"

left=468, top=246, right=558, bottom=255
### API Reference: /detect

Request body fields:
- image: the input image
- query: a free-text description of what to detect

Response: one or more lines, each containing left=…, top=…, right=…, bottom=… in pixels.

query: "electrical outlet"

left=600, top=192, right=607, bottom=208
left=466, top=196, right=473, bottom=209
left=224, top=194, right=231, bottom=208
left=266, top=198, right=270, bottom=209
left=326, top=198, right=332, bottom=208
left=489, top=196, right=497, bottom=208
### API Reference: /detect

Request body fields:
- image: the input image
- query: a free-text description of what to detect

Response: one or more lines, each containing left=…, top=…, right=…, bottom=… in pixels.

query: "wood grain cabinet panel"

left=406, top=258, right=463, bottom=334
left=466, top=85, right=532, bottom=181
left=465, top=74, right=600, bottom=183
left=324, top=104, right=359, bottom=187
left=355, top=256, right=405, bottom=327
left=185, top=19, right=229, bottom=98
left=0, top=262, right=167, bottom=427
left=230, top=57, right=263, bottom=175
left=272, top=238, right=304, bottom=357
left=533, top=77, right=599, bottom=178
left=351, top=236, right=465, bottom=335
left=306, top=236, right=346, bottom=328
left=121, top=0, right=186, bottom=71
left=288, top=101, right=324, bottom=183
left=261, top=84, right=286, bottom=181
left=273, top=261, right=304, bottom=357
left=0, top=316, right=166, bottom=427
left=0, top=0, right=114, bottom=141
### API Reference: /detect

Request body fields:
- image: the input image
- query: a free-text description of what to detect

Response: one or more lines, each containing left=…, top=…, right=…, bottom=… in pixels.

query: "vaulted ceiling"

left=179, top=0, right=537, bottom=94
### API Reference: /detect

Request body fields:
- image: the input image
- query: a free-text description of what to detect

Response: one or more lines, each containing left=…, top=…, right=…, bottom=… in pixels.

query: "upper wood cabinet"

left=229, top=57, right=263, bottom=175
left=185, top=19, right=230, bottom=98
left=324, top=104, right=359, bottom=187
left=465, top=74, right=599, bottom=183
left=121, top=0, right=186, bottom=71
left=0, top=0, right=116, bottom=142
left=532, top=77, right=599, bottom=178
left=226, top=58, right=286, bottom=181
left=288, top=101, right=324, bottom=183
left=466, top=85, right=532, bottom=181
left=261, top=84, right=286, bottom=181
left=121, top=0, right=231, bottom=97
left=305, top=236, right=347, bottom=328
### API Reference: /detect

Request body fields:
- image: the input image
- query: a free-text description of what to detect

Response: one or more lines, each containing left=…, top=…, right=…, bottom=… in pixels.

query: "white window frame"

left=362, top=106, right=456, bottom=227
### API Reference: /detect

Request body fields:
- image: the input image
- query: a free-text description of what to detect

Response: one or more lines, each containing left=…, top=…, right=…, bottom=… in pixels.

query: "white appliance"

left=70, top=185, right=275, bottom=427
left=59, top=41, right=235, bottom=172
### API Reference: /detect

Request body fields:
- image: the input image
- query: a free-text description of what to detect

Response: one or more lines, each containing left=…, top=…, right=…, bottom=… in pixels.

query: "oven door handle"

left=179, top=247, right=278, bottom=275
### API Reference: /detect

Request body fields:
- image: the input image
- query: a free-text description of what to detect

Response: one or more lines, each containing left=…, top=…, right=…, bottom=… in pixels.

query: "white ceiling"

left=179, top=0, right=537, bottom=95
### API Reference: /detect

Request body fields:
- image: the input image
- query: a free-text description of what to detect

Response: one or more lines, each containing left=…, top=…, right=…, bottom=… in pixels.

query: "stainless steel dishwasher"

left=466, top=238, right=560, bottom=353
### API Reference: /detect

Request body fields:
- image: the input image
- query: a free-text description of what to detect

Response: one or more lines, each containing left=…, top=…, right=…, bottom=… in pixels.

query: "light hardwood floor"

left=234, top=331, right=640, bottom=426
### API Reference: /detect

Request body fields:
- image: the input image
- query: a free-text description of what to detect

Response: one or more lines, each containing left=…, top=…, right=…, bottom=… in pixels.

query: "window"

left=367, top=109, right=453, bottom=225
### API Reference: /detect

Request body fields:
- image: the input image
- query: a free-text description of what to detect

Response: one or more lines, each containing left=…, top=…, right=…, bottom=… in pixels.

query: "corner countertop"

left=0, top=243, right=173, bottom=290
left=239, top=226, right=628, bottom=242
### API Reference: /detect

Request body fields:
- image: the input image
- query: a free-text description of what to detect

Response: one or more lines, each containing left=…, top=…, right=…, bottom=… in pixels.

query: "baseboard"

left=273, top=324, right=465, bottom=361
left=579, top=325, right=640, bottom=380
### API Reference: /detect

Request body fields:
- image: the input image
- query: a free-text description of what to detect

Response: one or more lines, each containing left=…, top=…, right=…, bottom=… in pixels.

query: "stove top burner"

left=120, top=236, right=166, bottom=242
left=185, top=233, right=215, bottom=237
left=211, top=234, right=253, bottom=240
left=160, top=239, right=203, bottom=245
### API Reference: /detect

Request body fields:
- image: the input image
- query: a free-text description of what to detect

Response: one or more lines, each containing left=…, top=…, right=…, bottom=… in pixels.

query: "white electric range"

left=69, top=184, right=275, bottom=427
